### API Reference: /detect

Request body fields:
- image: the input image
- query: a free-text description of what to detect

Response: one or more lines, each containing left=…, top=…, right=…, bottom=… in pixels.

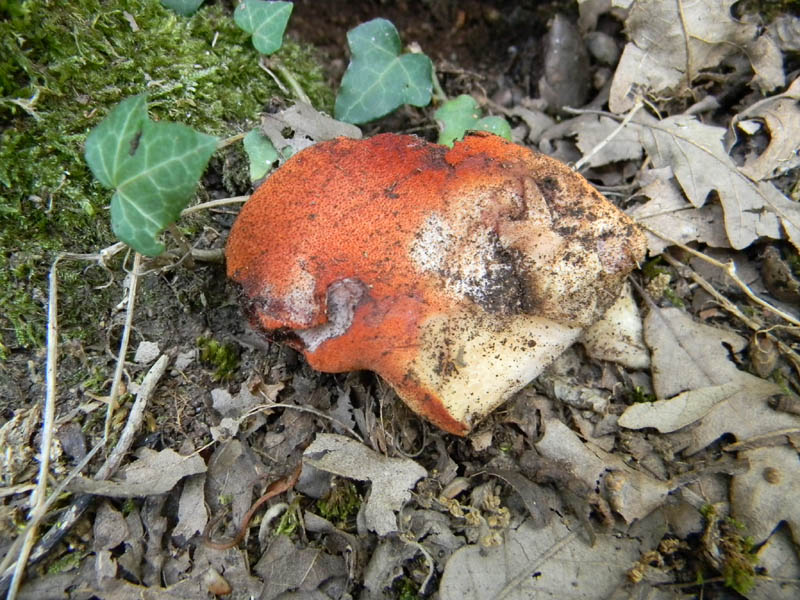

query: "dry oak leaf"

left=643, top=307, right=794, bottom=454
left=303, top=433, right=427, bottom=535
left=637, top=113, right=800, bottom=250
left=439, top=517, right=641, bottom=600
left=627, top=176, right=730, bottom=256
left=573, top=114, right=643, bottom=168
left=731, top=445, right=800, bottom=546
left=66, top=448, right=206, bottom=497
left=738, top=79, right=800, bottom=181
left=610, top=0, right=758, bottom=112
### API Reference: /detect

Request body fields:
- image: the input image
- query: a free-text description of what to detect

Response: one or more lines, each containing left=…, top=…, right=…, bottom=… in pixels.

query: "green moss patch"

left=0, top=0, right=332, bottom=353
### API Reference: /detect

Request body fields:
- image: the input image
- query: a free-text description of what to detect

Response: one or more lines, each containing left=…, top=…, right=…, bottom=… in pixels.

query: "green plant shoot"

left=84, top=94, right=218, bottom=257
left=335, top=18, right=433, bottom=124
left=234, top=0, right=293, bottom=55
left=435, top=95, right=512, bottom=147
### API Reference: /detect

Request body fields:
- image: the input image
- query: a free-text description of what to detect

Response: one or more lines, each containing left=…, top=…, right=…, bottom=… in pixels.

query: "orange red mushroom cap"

left=226, top=133, right=646, bottom=434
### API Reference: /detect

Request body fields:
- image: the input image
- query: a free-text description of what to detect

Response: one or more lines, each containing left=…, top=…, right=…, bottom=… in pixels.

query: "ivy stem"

left=219, top=132, right=246, bottom=149
left=431, top=69, right=448, bottom=104
left=168, top=223, right=195, bottom=269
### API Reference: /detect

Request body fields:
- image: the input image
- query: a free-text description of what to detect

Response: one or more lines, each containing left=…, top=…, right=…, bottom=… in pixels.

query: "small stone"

left=134, top=341, right=160, bottom=365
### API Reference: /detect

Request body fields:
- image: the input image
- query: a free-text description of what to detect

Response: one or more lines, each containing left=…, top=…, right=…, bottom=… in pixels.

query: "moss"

left=198, top=336, right=239, bottom=381
left=316, top=480, right=362, bottom=527
left=0, top=0, right=332, bottom=353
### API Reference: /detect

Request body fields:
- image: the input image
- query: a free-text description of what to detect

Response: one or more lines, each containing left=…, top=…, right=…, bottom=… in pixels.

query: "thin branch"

left=660, top=253, right=800, bottom=374
left=96, top=354, right=170, bottom=480
left=245, top=403, right=364, bottom=444
left=273, top=61, right=312, bottom=105
left=104, top=251, right=143, bottom=443
left=643, top=224, right=800, bottom=328
left=181, top=196, right=248, bottom=216
left=573, top=99, right=643, bottom=172
left=0, top=355, right=170, bottom=595
left=6, top=255, right=63, bottom=600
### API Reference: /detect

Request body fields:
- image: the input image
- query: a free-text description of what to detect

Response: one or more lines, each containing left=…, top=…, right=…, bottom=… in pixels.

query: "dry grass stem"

left=104, top=251, right=142, bottom=443
left=573, top=99, right=643, bottom=172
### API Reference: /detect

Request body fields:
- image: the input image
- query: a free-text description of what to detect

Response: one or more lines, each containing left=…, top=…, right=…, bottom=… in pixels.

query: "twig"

left=96, top=354, right=170, bottom=480
left=0, top=354, right=171, bottom=596
left=180, top=196, right=248, bottom=216
left=431, top=69, right=448, bottom=103
left=6, top=256, right=63, bottom=600
left=104, top=251, right=142, bottom=443
left=573, top=99, right=643, bottom=172
left=0, top=441, right=102, bottom=584
left=660, top=253, right=800, bottom=373
left=245, top=403, right=365, bottom=443
left=218, top=132, right=246, bottom=149
left=273, top=61, right=312, bottom=105
left=644, top=224, right=800, bottom=329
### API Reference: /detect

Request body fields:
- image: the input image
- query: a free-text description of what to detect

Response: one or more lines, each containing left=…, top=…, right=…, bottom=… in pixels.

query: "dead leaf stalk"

left=647, top=226, right=800, bottom=329
left=104, top=251, right=142, bottom=443
left=6, top=256, right=63, bottom=600
left=659, top=252, right=800, bottom=374
left=572, top=99, right=643, bottom=172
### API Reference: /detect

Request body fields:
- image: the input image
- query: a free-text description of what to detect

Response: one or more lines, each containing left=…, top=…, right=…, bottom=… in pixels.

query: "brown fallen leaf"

left=730, top=445, right=800, bottom=545
left=66, top=448, right=206, bottom=497
left=535, top=418, right=672, bottom=523
left=609, top=0, right=758, bottom=112
left=636, top=113, right=800, bottom=250
left=627, top=176, right=730, bottom=255
left=303, top=433, right=427, bottom=535
left=439, top=517, right=641, bottom=600
left=573, top=114, right=643, bottom=168
left=643, top=307, right=794, bottom=454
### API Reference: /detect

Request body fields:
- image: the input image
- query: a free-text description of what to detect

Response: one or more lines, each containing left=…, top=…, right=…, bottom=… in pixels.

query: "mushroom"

left=226, top=133, right=646, bottom=435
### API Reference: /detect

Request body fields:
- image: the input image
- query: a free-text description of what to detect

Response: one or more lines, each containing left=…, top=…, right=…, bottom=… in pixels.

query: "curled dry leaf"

left=609, top=0, right=758, bottom=113
left=302, top=433, right=426, bottom=535
left=643, top=306, right=792, bottom=454
left=581, top=281, right=650, bottom=370
left=636, top=112, right=800, bottom=250
left=536, top=418, right=672, bottom=523
left=731, top=445, right=800, bottom=545
left=227, top=133, right=645, bottom=434
left=739, top=91, right=800, bottom=181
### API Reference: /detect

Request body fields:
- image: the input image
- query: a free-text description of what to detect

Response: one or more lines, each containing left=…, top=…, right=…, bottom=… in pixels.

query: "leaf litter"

left=6, top=2, right=800, bottom=599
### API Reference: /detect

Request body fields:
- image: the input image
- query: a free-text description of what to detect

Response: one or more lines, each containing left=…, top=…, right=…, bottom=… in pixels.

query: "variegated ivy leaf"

left=434, top=94, right=512, bottom=147
left=85, top=94, right=218, bottom=256
left=334, top=18, right=433, bottom=124
left=234, top=0, right=292, bottom=55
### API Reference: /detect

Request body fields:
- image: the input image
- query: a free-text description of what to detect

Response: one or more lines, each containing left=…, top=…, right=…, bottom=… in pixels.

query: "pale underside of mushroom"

left=226, top=133, right=646, bottom=434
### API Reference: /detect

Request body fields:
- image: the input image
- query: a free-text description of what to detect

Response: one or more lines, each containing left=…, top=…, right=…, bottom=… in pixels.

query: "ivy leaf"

left=243, top=128, right=279, bottom=180
left=160, top=0, right=204, bottom=16
left=234, top=0, right=292, bottom=55
left=434, top=94, right=512, bottom=147
left=334, top=18, right=433, bottom=124
left=85, top=94, right=218, bottom=256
